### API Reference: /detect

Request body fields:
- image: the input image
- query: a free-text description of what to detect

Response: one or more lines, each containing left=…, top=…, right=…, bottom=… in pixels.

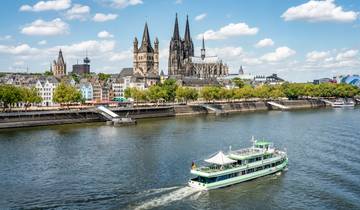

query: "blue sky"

left=0, top=0, right=359, bottom=82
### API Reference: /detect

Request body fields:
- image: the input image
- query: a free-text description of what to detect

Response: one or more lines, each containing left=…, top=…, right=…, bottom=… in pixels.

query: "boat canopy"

left=205, top=151, right=237, bottom=165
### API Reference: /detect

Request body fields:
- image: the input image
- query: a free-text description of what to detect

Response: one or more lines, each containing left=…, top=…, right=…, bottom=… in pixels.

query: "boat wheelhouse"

left=189, top=138, right=288, bottom=190
left=332, top=99, right=355, bottom=108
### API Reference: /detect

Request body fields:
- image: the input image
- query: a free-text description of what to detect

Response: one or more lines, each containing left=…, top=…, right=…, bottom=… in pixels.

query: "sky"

left=0, top=0, right=359, bottom=82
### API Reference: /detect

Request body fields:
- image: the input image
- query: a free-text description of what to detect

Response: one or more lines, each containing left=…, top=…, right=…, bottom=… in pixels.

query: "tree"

left=98, top=73, right=111, bottom=81
left=124, top=87, right=146, bottom=105
left=53, top=82, right=83, bottom=106
left=0, top=85, right=23, bottom=111
left=232, top=77, right=245, bottom=88
left=200, top=86, right=221, bottom=102
left=21, top=87, right=42, bottom=111
left=161, top=79, right=178, bottom=102
left=147, top=85, right=167, bottom=102
left=176, top=87, right=198, bottom=103
left=219, top=88, right=234, bottom=101
left=44, top=71, right=53, bottom=76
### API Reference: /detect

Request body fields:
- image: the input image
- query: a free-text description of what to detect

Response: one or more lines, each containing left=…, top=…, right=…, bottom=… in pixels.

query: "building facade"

left=79, top=82, right=93, bottom=101
left=168, top=14, right=228, bottom=79
left=72, top=55, right=90, bottom=75
left=35, top=77, right=59, bottom=106
left=132, top=22, right=159, bottom=86
left=52, top=49, right=66, bottom=78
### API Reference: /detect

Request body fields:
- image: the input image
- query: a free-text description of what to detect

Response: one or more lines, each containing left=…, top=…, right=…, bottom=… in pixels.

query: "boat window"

left=241, top=170, right=246, bottom=175
left=255, top=166, right=263, bottom=171
left=264, top=164, right=271, bottom=169
left=247, top=168, right=255, bottom=174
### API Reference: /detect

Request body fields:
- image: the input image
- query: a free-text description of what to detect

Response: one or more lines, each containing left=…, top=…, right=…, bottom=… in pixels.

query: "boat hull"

left=189, top=158, right=288, bottom=190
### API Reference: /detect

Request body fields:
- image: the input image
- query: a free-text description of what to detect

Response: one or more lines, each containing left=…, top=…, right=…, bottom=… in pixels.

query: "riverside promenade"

left=0, top=99, right=328, bottom=129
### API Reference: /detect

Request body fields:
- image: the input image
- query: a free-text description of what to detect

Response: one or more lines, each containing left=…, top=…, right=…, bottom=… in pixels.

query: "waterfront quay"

left=0, top=99, right=329, bottom=129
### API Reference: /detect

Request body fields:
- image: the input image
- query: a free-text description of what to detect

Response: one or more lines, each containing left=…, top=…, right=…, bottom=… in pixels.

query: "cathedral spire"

left=184, top=15, right=191, bottom=42
left=201, top=36, right=206, bottom=60
left=57, top=49, right=65, bottom=65
left=139, top=22, right=153, bottom=53
left=173, top=13, right=180, bottom=40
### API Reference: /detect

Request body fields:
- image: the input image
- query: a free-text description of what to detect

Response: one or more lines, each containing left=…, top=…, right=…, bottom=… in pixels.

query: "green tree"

left=232, top=77, right=245, bottom=88
left=176, top=87, right=198, bottom=103
left=124, top=87, right=146, bottom=105
left=53, top=82, right=83, bottom=106
left=21, top=87, right=42, bottom=111
left=98, top=73, right=111, bottom=81
left=219, top=88, right=234, bottom=101
left=200, top=86, right=221, bottom=102
left=160, top=79, right=178, bottom=102
left=147, top=85, right=167, bottom=102
left=44, top=71, right=53, bottom=76
left=0, top=85, right=23, bottom=111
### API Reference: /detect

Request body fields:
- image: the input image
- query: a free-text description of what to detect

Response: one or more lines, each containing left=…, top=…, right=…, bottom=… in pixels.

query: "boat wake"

left=134, top=186, right=202, bottom=210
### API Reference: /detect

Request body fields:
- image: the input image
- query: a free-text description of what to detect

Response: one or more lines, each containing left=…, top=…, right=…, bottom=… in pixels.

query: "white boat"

left=189, top=137, right=288, bottom=190
left=332, top=99, right=355, bottom=108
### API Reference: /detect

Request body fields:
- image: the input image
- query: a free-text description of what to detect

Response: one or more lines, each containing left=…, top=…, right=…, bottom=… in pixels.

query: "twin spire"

left=172, top=13, right=191, bottom=42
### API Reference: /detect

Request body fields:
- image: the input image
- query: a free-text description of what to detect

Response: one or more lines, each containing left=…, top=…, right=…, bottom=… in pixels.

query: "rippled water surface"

left=0, top=108, right=359, bottom=210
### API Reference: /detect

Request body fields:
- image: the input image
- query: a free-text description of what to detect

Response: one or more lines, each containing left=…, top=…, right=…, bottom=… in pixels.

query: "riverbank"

left=0, top=99, right=328, bottom=129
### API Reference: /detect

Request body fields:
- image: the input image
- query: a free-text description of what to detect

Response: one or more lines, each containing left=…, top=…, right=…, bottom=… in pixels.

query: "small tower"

left=239, top=66, right=244, bottom=75
left=154, top=37, right=159, bottom=72
left=201, top=36, right=206, bottom=60
left=53, top=49, right=66, bottom=78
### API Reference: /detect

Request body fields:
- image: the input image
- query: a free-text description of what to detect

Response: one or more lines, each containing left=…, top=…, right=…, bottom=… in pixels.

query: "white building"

left=35, top=77, right=59, bottom=106
left=112, top=76, right=145, bottom=98
left=79, top=82, right=93, bottom=102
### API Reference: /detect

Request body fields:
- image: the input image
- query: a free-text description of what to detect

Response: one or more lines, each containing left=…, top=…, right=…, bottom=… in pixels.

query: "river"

left=0, top=108, right=359, bottom=210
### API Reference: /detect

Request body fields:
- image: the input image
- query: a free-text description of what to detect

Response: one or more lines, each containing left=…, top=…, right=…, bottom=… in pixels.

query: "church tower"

left=133, top=22, right=159, bottom=76
left=168, top=14, right=182, bottom=76
left=182, top=15, right=194, bottom=61
left=52, top=49, right=66, bottom=78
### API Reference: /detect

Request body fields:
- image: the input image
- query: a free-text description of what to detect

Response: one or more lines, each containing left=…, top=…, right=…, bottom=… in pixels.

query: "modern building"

left=132, top=22, right=160, bottom=86
left=72, top=55, right=90, bottom=75
left=52, top=49, right=66, bottom=78
left=336, top=75, right=360, bottom=88
left=168, top=14, right=228, bottom=79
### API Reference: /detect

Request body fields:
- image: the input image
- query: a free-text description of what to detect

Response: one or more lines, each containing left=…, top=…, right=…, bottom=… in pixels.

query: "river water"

left=0, top=108, right=359, bottom=210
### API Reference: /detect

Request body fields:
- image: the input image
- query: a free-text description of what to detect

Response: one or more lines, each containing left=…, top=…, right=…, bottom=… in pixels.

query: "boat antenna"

left=251, top=136, right=256, bottom=147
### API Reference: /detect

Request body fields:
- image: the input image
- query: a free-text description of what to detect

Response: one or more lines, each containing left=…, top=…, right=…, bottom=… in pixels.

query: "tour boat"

left=332, top=99, right=355, bottom=108
left=188, top=137, right=288, bottom=190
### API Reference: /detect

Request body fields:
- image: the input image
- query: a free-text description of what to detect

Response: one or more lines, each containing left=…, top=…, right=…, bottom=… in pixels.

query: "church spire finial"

left=184, top=14, right=191, bottom=42
left=173, top=13, right=180, bottom=40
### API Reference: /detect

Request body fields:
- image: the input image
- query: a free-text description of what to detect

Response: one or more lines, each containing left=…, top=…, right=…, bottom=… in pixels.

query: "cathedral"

left=52, top=49, right=66, bottom=78
left=133, top=22, right=160, bottom=86
left=168, top=14, right=228, bottom=79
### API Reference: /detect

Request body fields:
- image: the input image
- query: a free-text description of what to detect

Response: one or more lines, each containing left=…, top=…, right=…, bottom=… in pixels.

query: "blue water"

left=0, top=108, right=359, bottom=209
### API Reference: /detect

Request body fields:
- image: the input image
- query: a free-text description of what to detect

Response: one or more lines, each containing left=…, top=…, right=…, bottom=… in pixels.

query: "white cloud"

left=255, top=38, right=274, bottom=48
left=0, top=44, right=39, bottom=55
left=109, top=50, right=132, bottom=61
left=38, top=40, right=47, bottom=45
left=111, top=0, right=143, bottom=9
left=175, top=0, right=182, bottom=4
left=20, top=0, right=71, bottom=12
left=282, top=0, right=358, bottom=22
left=51, top=40, right=116, bottom=56
left=195, top=13, right=207, bottom=21
left=65, top=4, right=90, bottom=20
left=261, top=47, right=296, bottom=62
left=98, top=30, right=114, bottom=39
left=336, top=49, right=358, bottom=61
left=206, top=46, right=243, bottom=59
left=21, top=18, right=69, bottom=36
left=306, top=51, right=331, bottom=62
left=93, top=13, right=118, bottom=22
left=197, top=22, right=259, bottom=40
